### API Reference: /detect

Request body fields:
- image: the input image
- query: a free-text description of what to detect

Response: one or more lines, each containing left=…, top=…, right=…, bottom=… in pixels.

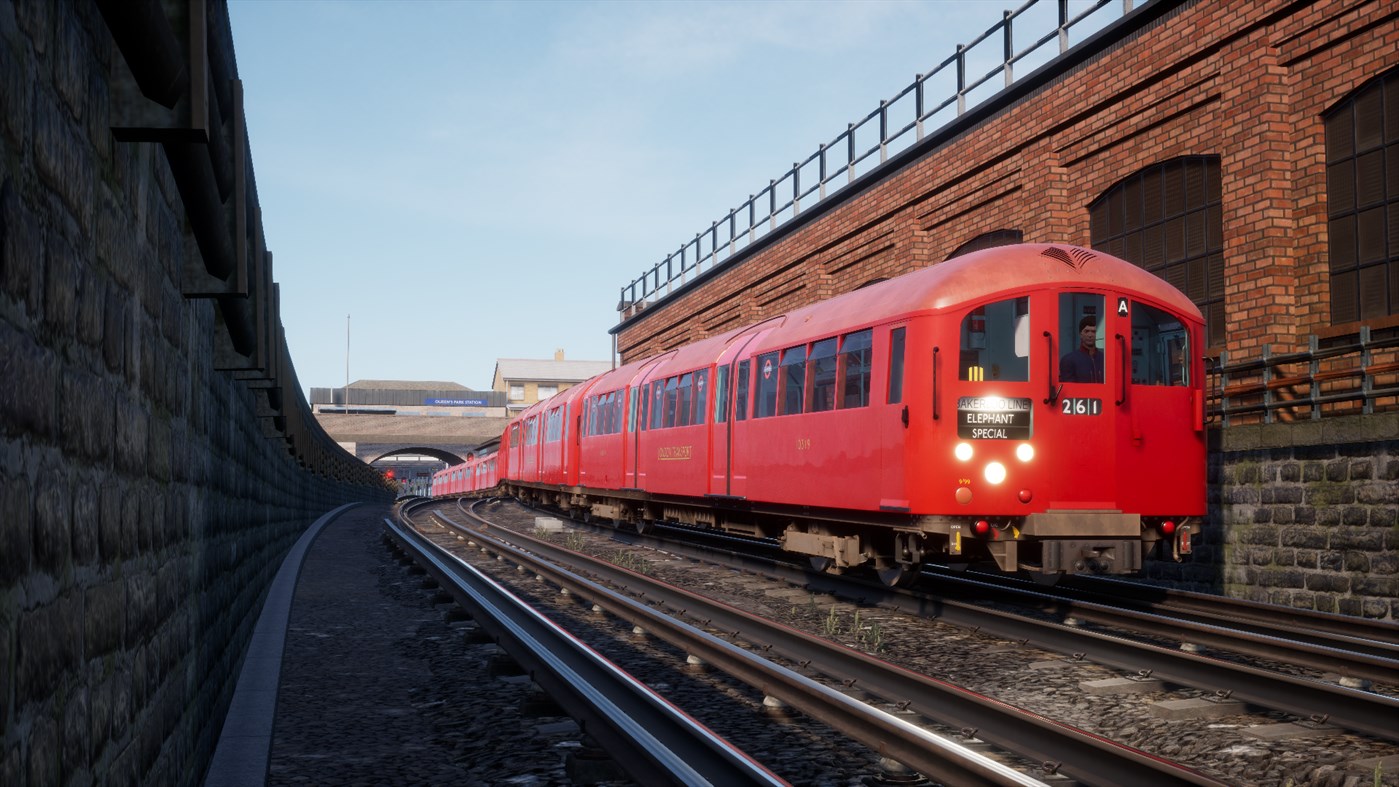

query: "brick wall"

left=613, top=0, right=1398, bottom=616
left=0, top=1, right=389, bottom=784
left=618, top=1, right=1399, bottom=362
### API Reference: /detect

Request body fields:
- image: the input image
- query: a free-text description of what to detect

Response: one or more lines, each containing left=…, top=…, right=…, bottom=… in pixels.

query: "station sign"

left=425, top=398, right=489, bottom=407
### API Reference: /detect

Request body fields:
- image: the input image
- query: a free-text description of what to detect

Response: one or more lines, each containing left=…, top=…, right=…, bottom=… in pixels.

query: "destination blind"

left=956, top=396, right=1032, bottom=440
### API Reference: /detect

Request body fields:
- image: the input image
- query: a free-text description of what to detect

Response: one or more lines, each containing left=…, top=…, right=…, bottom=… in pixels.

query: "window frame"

left=837, top=329, right=873, bottom=409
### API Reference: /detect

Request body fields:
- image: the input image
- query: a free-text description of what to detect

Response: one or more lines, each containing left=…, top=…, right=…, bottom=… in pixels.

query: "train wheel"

left=876, top=563, right=919, bottom=589
left=808, top=556, right=840, bottom=574
left=635, top=519, right=653, bottom=535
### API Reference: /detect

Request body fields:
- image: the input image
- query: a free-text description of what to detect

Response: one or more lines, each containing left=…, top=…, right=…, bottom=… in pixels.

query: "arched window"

left=1324, top=67, right=1398, bottom=323
left=1089, top=156, right=1224, bottom=347
left=947, top=229, right=1024, bottom=259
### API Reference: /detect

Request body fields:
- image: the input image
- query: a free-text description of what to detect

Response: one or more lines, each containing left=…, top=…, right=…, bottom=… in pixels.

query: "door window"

left=715, top=366, right=729, bottom=423
left=1057, top=293, right=1104, bottom=384
left=807, top=338, right=838, bottom=412
left=694, top=370, right=709, bottom=425
left=755, top=352, right=779, bottom=418
left=677, top=373, right=693, bottom=427
left=960, top=298, right=1030, bottom=382
left=735, top=361, right=750, bottom=421
left=838, top=329, right=873, bottom=407
left=1131, top=302, right=1190, bottom=386
left=887, top=327, right=906, bottom=404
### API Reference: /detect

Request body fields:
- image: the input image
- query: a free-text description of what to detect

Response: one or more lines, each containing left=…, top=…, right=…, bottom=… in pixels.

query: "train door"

left=1041, top=291, right=1118, bottom=508
left=626, top=385, right=640, bottom=489
left=712, top=328, right=769, bottom=497
left=947, top=295, right=1042, bottom=514
left=879, top=324, right=909, bottom=509
left=1114, top=299, right=1206, bottom=514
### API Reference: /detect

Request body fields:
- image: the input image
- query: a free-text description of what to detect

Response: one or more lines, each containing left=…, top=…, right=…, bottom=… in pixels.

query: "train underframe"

left=493, top=481, right=1198, bottom=584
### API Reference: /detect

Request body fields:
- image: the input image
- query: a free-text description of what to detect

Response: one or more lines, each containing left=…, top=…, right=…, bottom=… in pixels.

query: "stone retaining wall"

left=0, top=1, right=389, bottom=784
left=1144, top=413, right=1398, bottom=620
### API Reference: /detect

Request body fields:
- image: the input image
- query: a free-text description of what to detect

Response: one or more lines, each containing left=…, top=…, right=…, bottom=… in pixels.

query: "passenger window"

left=755, top=352, right=779, bottom=418
left=694, top=369, right=709, bottom=425
left=735, top=361, right=750, bottom=421
left=715, top=366, right=729, bottom=423
left=838, top=329, right=873, bottom=408
left=639, top=386, right=649, bottom=432
left=650, top=381, right=664, bottom=430
left=780, top=346, right=806, bottom=415
left=677, top=373, right=693, bottom=427
left=1130, top=302, right=1189, bottom=386
left=887, top=327, right=906, bottom=404
left=1057, top=293, right=1104, bottom=384
left=660, top=377, right=677, bottom=427
left=960, top=298, right=1030, bottom=382
left=629, top=389, right=639, bottom=432
left=806, top=338, right=838, bottom=413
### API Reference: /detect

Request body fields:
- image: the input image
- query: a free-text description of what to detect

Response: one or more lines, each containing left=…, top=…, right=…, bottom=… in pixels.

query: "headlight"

left=1016, top=443, right=1034, bottom=462
left=984, top=461, right=1006, bottom=484
left=955, top=443, right=973, bottom=461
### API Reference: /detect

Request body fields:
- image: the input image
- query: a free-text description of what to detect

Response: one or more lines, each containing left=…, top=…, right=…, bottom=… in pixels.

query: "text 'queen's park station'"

left=3, top=1, right=1399, bottom=785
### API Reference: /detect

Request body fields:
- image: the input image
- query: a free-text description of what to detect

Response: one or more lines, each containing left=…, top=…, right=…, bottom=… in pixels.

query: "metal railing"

left=1210, top=326, right=1399, bottom=426
left=617, top=0, right=1150, bottom=319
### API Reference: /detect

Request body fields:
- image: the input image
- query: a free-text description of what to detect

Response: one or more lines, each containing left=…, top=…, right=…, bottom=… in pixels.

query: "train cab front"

left=928, top=250, right=1207, bottom=577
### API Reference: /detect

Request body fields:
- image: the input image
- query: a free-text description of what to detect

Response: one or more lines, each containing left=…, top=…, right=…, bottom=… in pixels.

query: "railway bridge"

left=2, top=0, right=1396, bottom=785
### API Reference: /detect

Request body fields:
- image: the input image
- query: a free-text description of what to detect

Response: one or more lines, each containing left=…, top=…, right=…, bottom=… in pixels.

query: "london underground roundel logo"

left=762, top=359, right=773, bottom=379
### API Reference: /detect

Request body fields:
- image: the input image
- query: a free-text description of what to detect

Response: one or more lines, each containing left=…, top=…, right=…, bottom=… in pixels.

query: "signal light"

left=1161, top=520, right=1176, bottom=535
left=973, top=519, right=990, bottom=535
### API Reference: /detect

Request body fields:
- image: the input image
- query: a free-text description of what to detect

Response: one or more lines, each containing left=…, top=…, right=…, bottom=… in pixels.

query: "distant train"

left=433, top=244, right=1206, bottom=583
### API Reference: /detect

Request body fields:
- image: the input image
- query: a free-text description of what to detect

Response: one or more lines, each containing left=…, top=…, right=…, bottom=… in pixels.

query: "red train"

left=431, top=451, right=497, bottom=496
left=435, top=244, right=1206, bottom=583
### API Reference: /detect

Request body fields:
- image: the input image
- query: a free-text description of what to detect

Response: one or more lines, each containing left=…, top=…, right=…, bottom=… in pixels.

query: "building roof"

left=492, top=359, right=612, bottom=386
left=349, top=379, right=471, bottom=391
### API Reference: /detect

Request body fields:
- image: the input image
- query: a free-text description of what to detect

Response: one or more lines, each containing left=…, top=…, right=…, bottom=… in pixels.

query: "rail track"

left=395, top=496, right=1241, bottom=785
left=541, top=500, right=1399, bottom=742
left=384, top=506, right=790, bottom=786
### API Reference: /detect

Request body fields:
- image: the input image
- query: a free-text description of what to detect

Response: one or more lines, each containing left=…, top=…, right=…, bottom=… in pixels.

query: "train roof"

left=757, top=244, right=1202, bottom=349
left=507, top=245, right=1203, bottom=408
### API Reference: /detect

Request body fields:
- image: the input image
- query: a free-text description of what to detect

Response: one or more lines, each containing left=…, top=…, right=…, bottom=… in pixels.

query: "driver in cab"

left=1060, top=317, right=1104, bottom=383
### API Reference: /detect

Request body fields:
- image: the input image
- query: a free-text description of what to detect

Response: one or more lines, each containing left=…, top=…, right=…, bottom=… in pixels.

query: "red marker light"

left=1161, top=520, right=1176, bottom=535
left=1018, top=489, right=1033, bottom=503
left=973, top=519, right=990, bottom=535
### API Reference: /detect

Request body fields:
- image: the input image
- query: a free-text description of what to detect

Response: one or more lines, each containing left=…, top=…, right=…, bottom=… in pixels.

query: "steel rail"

left=515, top=501, right=1399, bottom=742
left=438, top=504, right=1226, bottom=786
left=1059, top=574, right=1399, bottom=649
left=381, top=516, right=789, bottom=787
left=912, top=571, right=1399, bottom=686
left=506, top=498, right=1399, bottom=683
left=799, top=571, right=1399, bottom=742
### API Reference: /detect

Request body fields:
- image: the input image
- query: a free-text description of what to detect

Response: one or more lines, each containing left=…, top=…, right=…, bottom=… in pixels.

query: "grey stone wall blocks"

left=1147, top=413, right=1399, bottom=620
left=1, top=0, right=390, bottom=784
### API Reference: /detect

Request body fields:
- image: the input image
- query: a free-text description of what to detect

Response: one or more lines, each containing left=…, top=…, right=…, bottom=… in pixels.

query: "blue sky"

left=226, top=0, right=1014, bottom=395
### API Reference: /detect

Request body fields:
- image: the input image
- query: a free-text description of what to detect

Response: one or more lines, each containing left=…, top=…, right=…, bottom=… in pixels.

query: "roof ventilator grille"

left=1041, top=247, right=1097, bottom=270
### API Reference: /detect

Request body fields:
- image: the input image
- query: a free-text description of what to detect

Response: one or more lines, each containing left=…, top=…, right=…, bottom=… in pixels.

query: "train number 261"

left=1061, top=397, right=1102, bottom=415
